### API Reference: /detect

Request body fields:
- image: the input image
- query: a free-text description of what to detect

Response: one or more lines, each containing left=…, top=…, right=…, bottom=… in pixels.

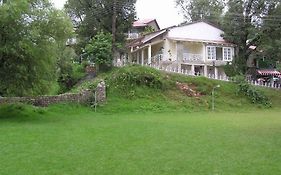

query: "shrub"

left=105, top=65, right=166, bottom=94
left=237, top=81, right=271, bottom=107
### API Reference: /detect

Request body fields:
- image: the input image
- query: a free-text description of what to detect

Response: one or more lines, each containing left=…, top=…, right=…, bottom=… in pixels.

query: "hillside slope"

left=74, top=65, right=281, bottom=113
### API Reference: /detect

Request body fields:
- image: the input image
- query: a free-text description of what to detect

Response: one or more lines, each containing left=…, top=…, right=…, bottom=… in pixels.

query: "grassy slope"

left=74, top=65, right=281, bottom=113
left=0, top=104, right=281, bottom=174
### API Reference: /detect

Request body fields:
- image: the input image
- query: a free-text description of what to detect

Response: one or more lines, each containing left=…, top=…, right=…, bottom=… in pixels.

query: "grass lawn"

left=1, top=105, right=281, bottom=174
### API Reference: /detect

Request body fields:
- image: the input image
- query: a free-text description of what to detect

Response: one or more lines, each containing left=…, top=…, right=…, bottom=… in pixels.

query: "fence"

left=149, top=64, right=281, bottom=90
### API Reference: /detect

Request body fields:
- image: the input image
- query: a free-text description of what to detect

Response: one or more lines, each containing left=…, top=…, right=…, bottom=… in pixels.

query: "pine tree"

left=175, top=0, right=225, bottom=25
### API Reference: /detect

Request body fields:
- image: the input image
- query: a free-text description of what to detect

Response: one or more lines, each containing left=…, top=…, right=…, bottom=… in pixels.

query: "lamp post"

left=212, top=85, right=220, bottom=111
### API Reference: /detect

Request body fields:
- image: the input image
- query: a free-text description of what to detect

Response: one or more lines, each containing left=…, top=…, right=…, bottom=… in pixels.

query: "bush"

left=237, top=81, right=271, bottom=107
left=105, top=65, right=166, bottom=94
left=58, top=62, right=86, bottom=93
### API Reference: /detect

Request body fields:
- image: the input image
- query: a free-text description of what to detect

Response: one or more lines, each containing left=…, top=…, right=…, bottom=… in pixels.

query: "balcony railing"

left=183, top=53, right=203, bottom=62
left=127, top=33, right=140, bottom=39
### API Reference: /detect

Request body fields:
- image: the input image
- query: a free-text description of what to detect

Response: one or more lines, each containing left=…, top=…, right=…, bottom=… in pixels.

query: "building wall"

left=151, top=43, right=163, bottom=57
left=182, top=42, right=203, bottom=54
left=163, top=39, right=177, bottom=61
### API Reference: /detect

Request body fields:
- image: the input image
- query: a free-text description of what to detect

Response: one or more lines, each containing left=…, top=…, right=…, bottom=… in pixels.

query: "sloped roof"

left=128, top=21, right=235, bottom=48
left=133, top=19, right=160, bottom=30
left=133, top=19, right=156, bottom=27
left=167, top=21, right=231, bottom=44
left=127, top=29, right=168, bottom=48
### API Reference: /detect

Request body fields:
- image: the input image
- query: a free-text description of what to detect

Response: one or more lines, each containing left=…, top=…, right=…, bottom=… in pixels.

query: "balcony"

left=205, top=60, right=231, bottom=66
left=127, top=33, right=140, bottom=39
left=183, top=53, right=204, bottom=63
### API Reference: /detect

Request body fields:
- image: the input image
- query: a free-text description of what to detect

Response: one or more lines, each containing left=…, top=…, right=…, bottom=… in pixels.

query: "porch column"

left=148, top=45, right=152, bottom=65
left=176, top=41, right=183, bottom=71
left=215, top=67, right=218, bottom=79
left=141, top=49, right=144, bottom=66
left=191, top=64, right=195, bottom=75
left=128, top=53, right=132, bottom=63
left=202, top=43, right=206, bottom=62
left=136, top=51, right=140, bottom=64
left=204, top=65, right=208, bottom=77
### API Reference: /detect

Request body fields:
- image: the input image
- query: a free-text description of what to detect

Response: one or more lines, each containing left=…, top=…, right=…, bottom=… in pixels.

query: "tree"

left=85, top=31, right=112, bottom=73
left=57, top=47, right=79, bottom=93
left=0, top=0, right=73, bottom=96
left=222, top=0, right=279, bottom=74
left=175, top=0, right=225, bottom=25
left=65, top=0, right=136, bottom=54
left=259, top=3, right=281, bottom=65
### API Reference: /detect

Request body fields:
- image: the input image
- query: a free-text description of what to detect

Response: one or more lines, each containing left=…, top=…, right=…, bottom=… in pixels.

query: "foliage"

left=0, top=0, right=73, bottom=96
left=237, top=80, right=271, bottom=107
left=259, top=3, right=281, bottom=64
left=175, top=0, right=225, bottom=25
left=65, top=0, right=136, bottom=53
left=85, top=31, right=113, bottom=72
left=222, top=0, right=280, bottom=74
left=223, top=62, right=243, bottom=77
left=141, top=26, right=155, bottom=35
left=57, top=47, right=86, bottom=93
left=105, top=65, right=167, bottom=94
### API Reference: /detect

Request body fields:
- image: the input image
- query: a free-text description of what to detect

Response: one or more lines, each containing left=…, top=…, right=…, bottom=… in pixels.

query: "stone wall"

left=95, top=81, right=106, bottom=103
left=0, top=81, right=106, bottom=107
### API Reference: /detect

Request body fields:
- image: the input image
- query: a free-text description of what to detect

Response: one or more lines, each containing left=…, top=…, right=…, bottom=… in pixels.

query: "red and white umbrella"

left=257, top=70, right=281, bottom=76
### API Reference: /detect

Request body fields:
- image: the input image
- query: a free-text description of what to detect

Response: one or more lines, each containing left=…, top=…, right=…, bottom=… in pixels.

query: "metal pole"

left=94, top=91, right=97, bottom=112
left=212, top=88, right=215, bottom=111
left=212, top=85, right=220, bottom=111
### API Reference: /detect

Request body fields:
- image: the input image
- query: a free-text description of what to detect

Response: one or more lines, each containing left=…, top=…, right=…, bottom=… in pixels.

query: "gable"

left=167, top=22, right=226, bottom=43
left=147, top=20, right=160, bottom=31
left=133, top=19, right=160, bottom=31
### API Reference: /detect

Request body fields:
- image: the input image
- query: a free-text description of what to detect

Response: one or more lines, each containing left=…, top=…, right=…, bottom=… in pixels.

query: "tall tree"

left=85, top=31, right=112, bottom=73
left=222, top=0, right=279, bottom=73
left=175, top=0, right=225, bottom=24
left=65, top=0, right=136, bottom=54
left=0, top=0, right=73, bottom=96
left=259, top=3, right=281, bottom=66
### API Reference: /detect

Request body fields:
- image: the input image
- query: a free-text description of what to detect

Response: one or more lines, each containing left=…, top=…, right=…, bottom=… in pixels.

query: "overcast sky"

left=50, top=0, right=185, bottom=29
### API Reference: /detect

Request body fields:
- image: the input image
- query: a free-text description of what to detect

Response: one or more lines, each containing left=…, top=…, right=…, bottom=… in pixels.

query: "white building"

left=126, top=21, right=236, bottom=78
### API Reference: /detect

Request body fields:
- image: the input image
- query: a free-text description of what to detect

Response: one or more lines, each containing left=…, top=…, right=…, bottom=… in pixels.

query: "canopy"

left=257, top=70, right=281, bottom=76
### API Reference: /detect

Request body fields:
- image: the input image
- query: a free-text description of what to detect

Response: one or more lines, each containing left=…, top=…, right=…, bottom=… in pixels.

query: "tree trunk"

left=111, top=0, right=117, bottom=66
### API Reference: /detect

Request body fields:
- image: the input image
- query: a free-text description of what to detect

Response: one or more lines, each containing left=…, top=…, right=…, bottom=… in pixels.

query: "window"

left=207, top=46, right=216, bottom=60
left=223, top=47, right=233, bottom=61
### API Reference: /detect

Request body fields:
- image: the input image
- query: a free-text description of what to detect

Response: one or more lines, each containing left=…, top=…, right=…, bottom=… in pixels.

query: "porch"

left=180, top=64, right=226, bottom=78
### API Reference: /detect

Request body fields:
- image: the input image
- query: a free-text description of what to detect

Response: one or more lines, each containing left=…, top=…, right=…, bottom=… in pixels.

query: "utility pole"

left=112, top=0, right=117, bottom=52
left=111, top=0, right=117, bottom=65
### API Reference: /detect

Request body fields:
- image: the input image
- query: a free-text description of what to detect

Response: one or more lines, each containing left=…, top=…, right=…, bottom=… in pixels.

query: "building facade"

left=126, top=21, right=236, bottom=79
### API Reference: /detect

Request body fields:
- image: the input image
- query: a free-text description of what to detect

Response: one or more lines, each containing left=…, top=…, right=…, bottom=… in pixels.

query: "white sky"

left=50, top=0, right=184, bottom=29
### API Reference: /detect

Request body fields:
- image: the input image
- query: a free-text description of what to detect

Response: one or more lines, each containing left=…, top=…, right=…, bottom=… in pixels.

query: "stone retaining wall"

left=0, top=81, right=106, bottom=107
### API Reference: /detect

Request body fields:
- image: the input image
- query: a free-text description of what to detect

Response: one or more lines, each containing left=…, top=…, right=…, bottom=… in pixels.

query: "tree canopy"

left=0, top=0, right=73, bottom=96
left=65, top=0, right=136, bottom=52
left=222, top=0, right=280, bottom=73
left=175, top=0, right=225, bottom=25
left=85, top=31, right=112, bottom=72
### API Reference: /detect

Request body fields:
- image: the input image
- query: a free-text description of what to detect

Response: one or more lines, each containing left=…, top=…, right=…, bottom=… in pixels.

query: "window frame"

left=206, top=46, right=216, bottom=60
left=223, top=47, right=233, bottom=61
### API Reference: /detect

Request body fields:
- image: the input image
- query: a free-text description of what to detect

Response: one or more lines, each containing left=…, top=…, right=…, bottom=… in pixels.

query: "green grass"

left=1, top=104, right=281, bottom=174
left=88, top=65, right=281, bottom=113
left=1, top=65, right=281, bottom=174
